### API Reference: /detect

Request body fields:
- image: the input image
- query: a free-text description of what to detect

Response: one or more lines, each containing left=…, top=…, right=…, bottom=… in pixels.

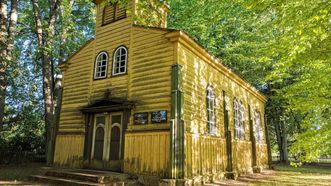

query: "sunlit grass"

left=273, top=163, right=331, bottom=174
left=248, top=164, right=331, bottom=186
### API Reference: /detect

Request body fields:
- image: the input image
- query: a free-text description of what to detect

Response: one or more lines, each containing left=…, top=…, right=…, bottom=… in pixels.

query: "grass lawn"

left=208, top=163, right=331, bottom=185
left=0, top=162, right=45, bottom=185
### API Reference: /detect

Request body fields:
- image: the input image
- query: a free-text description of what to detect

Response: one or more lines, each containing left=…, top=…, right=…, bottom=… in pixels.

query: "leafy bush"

left=0, top=106, right=45, bottom=164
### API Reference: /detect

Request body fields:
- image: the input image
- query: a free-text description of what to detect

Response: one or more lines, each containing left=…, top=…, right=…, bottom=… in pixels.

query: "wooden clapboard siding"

left=185, top=133, right=227, bottom=178
left=232, top=141, right=252, bottom=173
left=58, top=40, right=95, bottom=133
left=256, top=143, right=268, bottom=166
left=176, top=36, right=268, bottom=176
left=127, top=26, right=173, bottom=129
left=54, top=134, right=85, bottom=167
left=124, top=131, right=170, bottom=177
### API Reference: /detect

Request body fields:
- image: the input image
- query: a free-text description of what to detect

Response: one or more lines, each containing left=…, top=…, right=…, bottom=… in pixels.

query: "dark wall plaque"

left=151, top=110, right=167, bottom=123
left=134, top=112, right=148, bottom=125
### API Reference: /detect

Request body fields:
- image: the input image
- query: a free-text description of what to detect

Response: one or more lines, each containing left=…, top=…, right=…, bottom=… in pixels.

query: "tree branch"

left=0, top=0, right=8, bottom=50
left=31, top=0, right=43, bottom=46
left=48, top=0, right=60, bottom=39
left=6, top=0, right=18, bottom=56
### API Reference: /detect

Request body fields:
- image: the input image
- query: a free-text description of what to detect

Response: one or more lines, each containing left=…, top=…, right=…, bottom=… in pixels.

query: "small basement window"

left=102, top=2, right=127, bottom=25
left=112, top=46, right=128, bottom=75
left=94, top=52, right=108, bottom=79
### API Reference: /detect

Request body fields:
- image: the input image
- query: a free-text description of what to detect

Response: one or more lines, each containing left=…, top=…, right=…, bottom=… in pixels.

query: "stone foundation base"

left=224, top=171, right=238, bottom=180
left=253, top=166, right=262, bottom=173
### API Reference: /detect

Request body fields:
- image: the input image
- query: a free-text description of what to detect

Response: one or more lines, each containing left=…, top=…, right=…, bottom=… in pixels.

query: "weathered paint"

left=55, top=1, right=174, bottom=174
left=185, top=134, right=227, bottom=178
left=123, top=131, right=170, bottom=177
left=55, top=0, right=269, bottom=181
left=54, top=134, right=85, bottom=167
left=166, top=31, right=268, bottom=178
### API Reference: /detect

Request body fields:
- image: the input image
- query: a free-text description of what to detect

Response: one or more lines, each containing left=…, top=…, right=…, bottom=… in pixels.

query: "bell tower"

left=92, top=0, right=169, bottom=30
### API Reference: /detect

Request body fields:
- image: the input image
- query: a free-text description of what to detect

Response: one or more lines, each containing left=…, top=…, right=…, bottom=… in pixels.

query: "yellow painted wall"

left=54, top=134, right=85, bottom=167
left=177, top=41, right=268, bottom=177
left=59, top=40, right=95, bottom=133
left=124, top=131, right=170, bottom=177
left=185, top=134, right=227, bottom=178
left=256, top=144, right=268, bottom=167
left=55, top=1, right=174, bottom=170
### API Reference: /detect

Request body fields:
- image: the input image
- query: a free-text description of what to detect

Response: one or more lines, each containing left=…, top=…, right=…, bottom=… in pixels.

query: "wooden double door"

left=91, top=112, right=123, bottom=171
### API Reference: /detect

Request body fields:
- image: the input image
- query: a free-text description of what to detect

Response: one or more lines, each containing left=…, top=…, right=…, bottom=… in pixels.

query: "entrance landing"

left=30, top=168, right=140, bottom=186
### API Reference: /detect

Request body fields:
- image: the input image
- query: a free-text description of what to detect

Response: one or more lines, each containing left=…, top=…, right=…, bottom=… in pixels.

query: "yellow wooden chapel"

left=54, top=0, right=270, bottom=184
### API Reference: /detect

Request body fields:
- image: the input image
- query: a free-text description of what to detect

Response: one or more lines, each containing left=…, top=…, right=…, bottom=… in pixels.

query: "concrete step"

left=31, top=168, right=140, bottom=186
left=44, top=169, right=132, bottom=184
left=30, top=175, right=101, bottom=186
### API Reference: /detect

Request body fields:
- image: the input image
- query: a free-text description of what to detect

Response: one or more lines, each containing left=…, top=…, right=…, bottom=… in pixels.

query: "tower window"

left=112, top=46, right=128, bottom=75
left=94, top=52, right=108, bottom=79
left=102, top=2, right=126, bottom=25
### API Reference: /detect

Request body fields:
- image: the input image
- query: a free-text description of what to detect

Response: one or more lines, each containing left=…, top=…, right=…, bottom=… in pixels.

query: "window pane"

left=113, top=47, right=127, bottom=75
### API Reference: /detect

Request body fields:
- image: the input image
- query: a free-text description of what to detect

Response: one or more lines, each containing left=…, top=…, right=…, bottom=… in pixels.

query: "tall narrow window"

left=112, top=46, right=128, bottom=75
left=239, top=102, right=245, bottom=140
left=94, top=52, right=108, bottom=79
left=255, top=111, right=263, bottom=143
left=207, top=86, right=216, bottom=134
left=234, top=99, right=240, bottom=138
left=234, top=99, right=245, bottom=139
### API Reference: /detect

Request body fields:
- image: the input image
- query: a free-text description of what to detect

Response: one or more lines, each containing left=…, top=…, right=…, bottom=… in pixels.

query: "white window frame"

left=112, top=46, right=128, bottom=75
left=206, top=86, right=216, bottom=135
left=94, top=52, right=108, bottom=79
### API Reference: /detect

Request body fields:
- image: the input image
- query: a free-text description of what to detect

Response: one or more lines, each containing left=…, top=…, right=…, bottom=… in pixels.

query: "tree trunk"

left=0, top=0, right=18, bottom=131
left=280, top=120, right=288, bottom=163
left=275, top=116, right=288, bottom=163
left=31, top=0, right=60, bottom=165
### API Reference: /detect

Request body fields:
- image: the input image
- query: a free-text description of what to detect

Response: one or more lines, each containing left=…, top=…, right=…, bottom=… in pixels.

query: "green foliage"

left=1, top=0, right=96, bottom=163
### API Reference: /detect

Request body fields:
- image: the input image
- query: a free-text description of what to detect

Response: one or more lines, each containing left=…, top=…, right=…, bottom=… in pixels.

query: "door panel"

left=89, top=112, right=123, bottom=171
left=109, top=126, right=120, bottom=160
left=94, top=127, right=104, bottom=160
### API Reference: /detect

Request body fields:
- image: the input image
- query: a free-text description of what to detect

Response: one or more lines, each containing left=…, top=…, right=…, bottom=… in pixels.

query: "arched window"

left=112, top=46, right=128, bottom=75
left=255, top=111, right=263, bottom=143
left=94, top=52, right=108, bottom=79
left=206, top=86, right=216, bottom=134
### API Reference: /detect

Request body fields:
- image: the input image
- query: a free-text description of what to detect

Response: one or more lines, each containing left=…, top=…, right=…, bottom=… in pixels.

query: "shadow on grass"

left=0, top=162, right=45, bottom=181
